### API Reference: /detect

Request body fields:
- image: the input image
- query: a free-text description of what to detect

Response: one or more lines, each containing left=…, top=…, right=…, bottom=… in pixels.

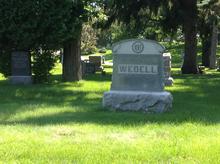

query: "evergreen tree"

left=0, top=0, right=91, bottom=82
left=104, top=0, right=199, bottom=74
left=198, top=0, right=220, bottom=68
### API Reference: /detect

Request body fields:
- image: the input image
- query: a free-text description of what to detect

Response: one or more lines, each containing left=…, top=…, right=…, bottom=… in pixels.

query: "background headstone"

left=163, top=53, right=174, bottom=86
left=81, top=61, right=96, bottom=75
left=9, top=51, right=32, bottom=84
left=217, top=57, right=220, bottom=71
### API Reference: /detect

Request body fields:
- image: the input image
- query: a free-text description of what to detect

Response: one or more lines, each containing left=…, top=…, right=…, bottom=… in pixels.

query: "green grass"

left=0, top=44, right=220, bottom=163
left=1, top=69, right=220, bottom=163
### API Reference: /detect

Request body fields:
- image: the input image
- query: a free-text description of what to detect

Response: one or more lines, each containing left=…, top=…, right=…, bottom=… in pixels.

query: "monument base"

left=9, top=76, right=32, bottom=85
left=165, top=77, right=174, bottom=86
left=103, top=91, right=173, bottom=113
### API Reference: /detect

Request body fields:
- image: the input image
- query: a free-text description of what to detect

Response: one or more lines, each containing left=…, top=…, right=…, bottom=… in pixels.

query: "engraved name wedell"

left=118, top=64, right=158, bottom=74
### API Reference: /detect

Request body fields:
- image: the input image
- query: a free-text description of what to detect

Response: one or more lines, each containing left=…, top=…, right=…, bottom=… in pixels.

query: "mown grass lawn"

left=1, top=48, right=220, bottom=163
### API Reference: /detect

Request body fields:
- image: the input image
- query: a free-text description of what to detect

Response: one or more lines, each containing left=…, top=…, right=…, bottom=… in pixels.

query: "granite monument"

left=163, top=53, right=174, bottom=86
left=103, top=39, right=173, bottom=113
left=9, top=51, right=32, bottom=84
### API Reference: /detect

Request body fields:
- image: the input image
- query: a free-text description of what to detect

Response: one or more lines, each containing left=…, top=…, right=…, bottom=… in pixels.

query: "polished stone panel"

left=111, top=39, right=165, bottom=92
left=10, top=51, right=32, bottom=84
left=11, top=51, right=31, bottom=76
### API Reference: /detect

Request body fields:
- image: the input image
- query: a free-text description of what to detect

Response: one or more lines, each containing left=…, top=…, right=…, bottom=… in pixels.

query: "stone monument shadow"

left=1, top=105, right=220, bottom=126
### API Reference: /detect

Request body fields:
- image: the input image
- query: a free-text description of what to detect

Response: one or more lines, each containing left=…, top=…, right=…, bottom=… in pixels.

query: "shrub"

left=32, top=50, right=56, bottom=83
left=0, top=50, right=11, bottom=77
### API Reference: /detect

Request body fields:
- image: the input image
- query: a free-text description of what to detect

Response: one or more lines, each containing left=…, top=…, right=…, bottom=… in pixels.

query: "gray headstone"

left=111, top=39, right=165, bottom=92
left=103, top=39, right=173, bottom=113
left=163, top=53, right=174, bottom=86
left=11, top=51, right=31, bottom=76
left=10, top=51, right=32, bottom=84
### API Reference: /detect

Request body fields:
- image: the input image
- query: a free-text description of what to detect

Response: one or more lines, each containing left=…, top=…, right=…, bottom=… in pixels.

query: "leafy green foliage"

left=0, top=50, right=11, bottom=77
left=102, top=0, right=195, bottom=45
left=104, top=0, right=163, bottom=25
left=0, top=0, right=87, bottom=50
left=32, top=50, right=57, bottom=83
left=81, top=23, right=98, bottom=55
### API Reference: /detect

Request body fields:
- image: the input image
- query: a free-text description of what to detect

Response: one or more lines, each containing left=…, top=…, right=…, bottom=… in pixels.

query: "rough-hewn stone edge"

left=9, top=76, right=32, bottom=85
left=103, top=91, right=173, bottom=113
left=165, top=77, right=174, bottom=86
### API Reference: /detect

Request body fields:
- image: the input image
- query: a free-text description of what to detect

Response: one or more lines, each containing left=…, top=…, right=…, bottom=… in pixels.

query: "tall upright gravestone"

left=103, top=39, right=173, bottom=113
left=9, top=51, right=32, bottom=84
left=163, top=53, right=174, bottom=86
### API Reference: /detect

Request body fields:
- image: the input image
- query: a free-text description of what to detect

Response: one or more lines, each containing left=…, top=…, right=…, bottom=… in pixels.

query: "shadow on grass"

left=83, top=73, right=112, bottom=82
left=49, top=72, right=112, bottom=83
left=1, top=100, right=220, bottom=126
left=0, top=77, right=105, bottom=121
left=1, top=92, right=220, bottom=126
left=0, top=72, right=220, bottom=126
left=172, top=72, right=220, bottom=79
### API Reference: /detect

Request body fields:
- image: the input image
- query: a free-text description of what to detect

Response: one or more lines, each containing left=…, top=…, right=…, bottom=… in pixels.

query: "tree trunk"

left=62, top=38, right=82, bottom=82
left=201, top=37, right=211, bottom=67
left=181, top=0, right=198, bottom=74
left=209, top=23, right=218, bottom=69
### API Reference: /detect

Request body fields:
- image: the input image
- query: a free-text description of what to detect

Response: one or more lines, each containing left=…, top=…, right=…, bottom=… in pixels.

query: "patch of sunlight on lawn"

left=0, top=73, right=6, bottom=80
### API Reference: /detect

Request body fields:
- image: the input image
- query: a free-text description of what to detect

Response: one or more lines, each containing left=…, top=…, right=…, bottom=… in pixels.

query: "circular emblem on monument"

left=132, top=41, right=144, bottom=53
